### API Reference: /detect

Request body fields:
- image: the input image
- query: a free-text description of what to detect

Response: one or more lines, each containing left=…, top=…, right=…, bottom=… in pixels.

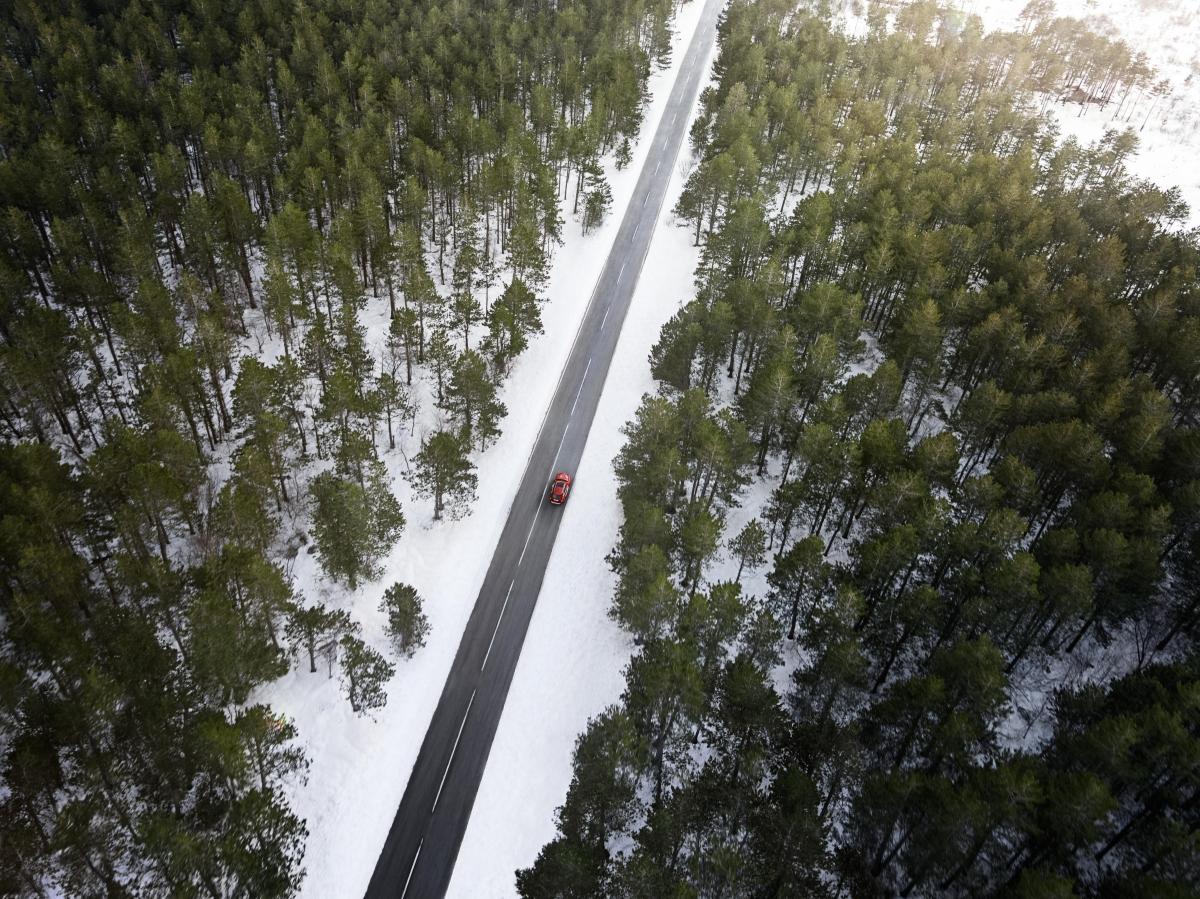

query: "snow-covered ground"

left=831, top=0, right=1200, bottom=226
left=955, top=0, right=1200, bottom=228
left=265, top=1, right=1200, bottom=895
left=254, top=2, right=717, bottom=897
left=445, top=6, right=722, bottom=896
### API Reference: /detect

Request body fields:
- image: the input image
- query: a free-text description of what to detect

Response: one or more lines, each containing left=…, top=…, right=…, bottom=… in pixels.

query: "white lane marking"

left=568, top=357, right=592, bottom=417
left=400, top=839, right=424, bottom=899
left=634, top=220, right=641, bottom=236
left=618, top=261, right=627, bottom=283
left=482, top=580, right=516, bottom=671
left=655, top=159, right=662, bottom=174
left=671, top=111, right=678, bottom=125
left=432, top=688, right=477, bottom=813
left=551, top=421, right=571, bottom=472
left=519, top=498, right=545, bottom=567
left=601, top=306, right=611, bottom=330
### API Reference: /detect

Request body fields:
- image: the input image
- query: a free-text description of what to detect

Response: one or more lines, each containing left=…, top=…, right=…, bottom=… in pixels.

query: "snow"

left=825, top=0, right=1200, bottom=227
left=260, top=3, right=1200, bottom=895
left=446, top=3, right=721, bottom=894
left=252, top=2, right=720, bottom=897
left=954, top=0, right=1200, bottom=228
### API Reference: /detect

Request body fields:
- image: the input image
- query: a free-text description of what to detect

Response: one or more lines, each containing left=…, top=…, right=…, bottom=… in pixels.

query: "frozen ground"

left=250, top=2, right=716, bottom=897
left=956, top=0, right=1200, bottom=228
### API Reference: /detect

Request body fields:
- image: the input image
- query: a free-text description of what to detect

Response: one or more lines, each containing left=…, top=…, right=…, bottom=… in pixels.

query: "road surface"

left=364, top=1, right=724, bottom=895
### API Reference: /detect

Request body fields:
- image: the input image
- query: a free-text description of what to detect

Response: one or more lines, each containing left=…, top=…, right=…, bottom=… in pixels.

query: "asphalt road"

left=364, top=2, right=724, bottom=895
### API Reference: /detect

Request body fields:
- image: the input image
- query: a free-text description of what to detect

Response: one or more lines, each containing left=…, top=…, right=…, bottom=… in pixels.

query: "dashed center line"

left=550, top=421, right=571, bottom=472
left=432, top=689, right=476, bottom=814
left=519, top=500, right=544, bottom=567
left=482, top=580, right=516, bottom=671
left=571, top=375, right=587, bottom=416
left=400, top=839, right=424, bottom=899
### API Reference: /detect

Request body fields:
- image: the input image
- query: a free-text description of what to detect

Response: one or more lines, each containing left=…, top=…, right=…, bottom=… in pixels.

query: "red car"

left=548, top=471, right=572, bottom=505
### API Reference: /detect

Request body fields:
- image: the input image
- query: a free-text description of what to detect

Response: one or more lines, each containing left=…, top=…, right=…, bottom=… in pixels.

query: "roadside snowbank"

left=258, top=3, right=714, bottom=897
left=446, top=5, right=720, bottom=895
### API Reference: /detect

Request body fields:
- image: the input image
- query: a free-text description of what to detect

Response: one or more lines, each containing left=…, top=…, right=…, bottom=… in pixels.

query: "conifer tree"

left=338, top=635, right=395, bottom=715
left=380, top=582, right=430, bottom=659
left=309, top=461, right=404, bottom=589
left=286, top=604, right=354, bottom=675
left=728, top=518, right=768, bottom=583
left=443, top=350, right=507, bottom=450
left=409, top=430, right=477, bottom=521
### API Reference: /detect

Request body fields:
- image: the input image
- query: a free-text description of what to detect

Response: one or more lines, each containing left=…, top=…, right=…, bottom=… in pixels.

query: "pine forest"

left=519, top=1, right=1200, bottom=898
left=2, top=0, right=1198, bottom=896
left=0, top=0, right=676, bottom=893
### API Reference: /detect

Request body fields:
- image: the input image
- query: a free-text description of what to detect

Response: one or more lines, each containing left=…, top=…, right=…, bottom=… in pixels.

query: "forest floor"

left=249, top=2, right=717, bottom=897
left=957, top=0, right=1200, bottom=229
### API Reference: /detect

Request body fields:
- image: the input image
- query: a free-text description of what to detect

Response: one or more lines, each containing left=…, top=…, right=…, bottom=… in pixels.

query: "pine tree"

left=379, top=582, right=430, bottom=659
left=409, top=429, right=477, bottom=521
left=768, top=535, right=829, bottom=640
left=388, top=308, right=419, bottom=386
left=286, top=604, right=354, bottom=674
left=375, top=371, right=412, bottom=452
left=338, top=635, right=395, bottom=715
left=309, top=461, right=404, bottom=589
left=486, top=276, right=543, bottom=375
left=425, top=328, right=456, bottom=405
left=443, top=349, right=506, bottom=450
left=728, top=519, right=768, bottom=583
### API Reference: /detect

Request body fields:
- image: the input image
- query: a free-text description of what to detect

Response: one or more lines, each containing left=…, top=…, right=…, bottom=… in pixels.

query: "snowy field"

left=956, top=0, right=1200, bottom=228
left=253, top=2, right=714, bottom=897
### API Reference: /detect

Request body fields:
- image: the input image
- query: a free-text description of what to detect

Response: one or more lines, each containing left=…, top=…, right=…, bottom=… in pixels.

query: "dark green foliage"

left=527, top=2, right=1200, bottom=896
left=338, top=635, right=395, bottom=715
left=309, top=462, right=404, bottom=589
left=0, top=439, right=310, bottom=895
left=727, top=518, right=767, bottom=583
left=409, top=429, right=478, bottom=521
left=286, top=603, right=354, bottom=675
left=443, top=350, right=507, bottom=450
left=486, top=276, right=544, bottom=376
left=2, top=0, right=681, bottom=887
left=189, top=562, right=290, bottom=704
left=380, top=582, right=430, bottom=659
left=517, top=707, right=643, bottom=896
